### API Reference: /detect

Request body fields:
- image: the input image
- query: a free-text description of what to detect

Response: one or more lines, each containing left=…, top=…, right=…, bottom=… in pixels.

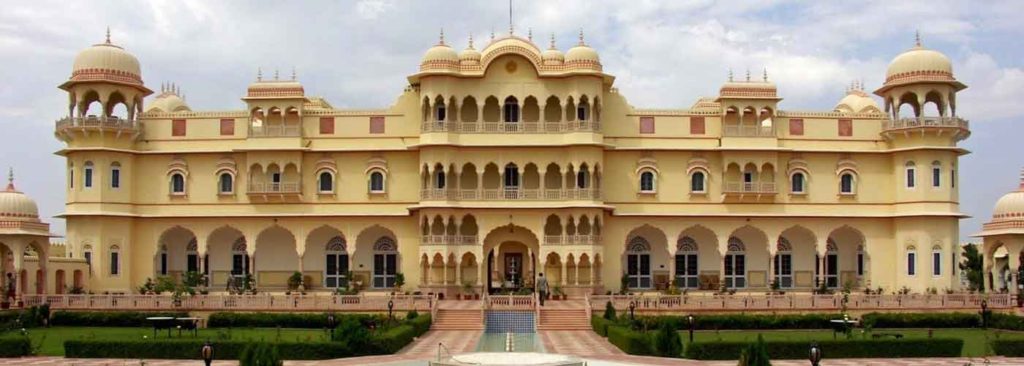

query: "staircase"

left=537, top=308, right=591, bottom=330
left=432, top=308, right=484, bottom=330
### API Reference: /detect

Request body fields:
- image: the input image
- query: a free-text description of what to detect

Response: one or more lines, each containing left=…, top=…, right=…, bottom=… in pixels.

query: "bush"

left=991, top=339, right=1024, bottom=356
left=989, top=313, right=1024, bottom=331
left=0, top=336, right=31, bottom=357
left=406, top=310, right=418, bottom=320
left=50, top=311, right=188, bottom=327
left=861, top=312, right=979, bottom=329
left=64, top=339, right=359, bottom=360
left=653, top=322, right=682, bottom=358
left=208, top=312, right=380, bottom=329
left=592, top=316, right=613, bottom=337
left=639, top=313, right=836, bottom=331
left=683, top=338, right=963, bottom=360
left=603, top=301, right=617, bottom=320
left=606, top=325, right=654, bottom=356
left=737, top=335, right=771, bottom=366
left=240, top=342, right=282, bottom=366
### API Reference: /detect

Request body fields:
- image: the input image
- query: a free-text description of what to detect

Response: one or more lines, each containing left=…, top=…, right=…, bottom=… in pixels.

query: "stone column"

left=455, top=259, right=462, bottom=287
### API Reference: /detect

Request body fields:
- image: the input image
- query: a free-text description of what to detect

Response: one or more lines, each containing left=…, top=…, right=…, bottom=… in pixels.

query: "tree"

left=737, top=334, right=771, bottom=366
left=960, top=243, right=984, bottom=292
left=654, top=322, right=682, bottom=357
left=603, top=301, right=617, bottom=320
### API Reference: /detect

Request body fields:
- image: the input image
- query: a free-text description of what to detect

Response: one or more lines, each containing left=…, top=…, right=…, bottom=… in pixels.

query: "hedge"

left=639, top=313, right=836, bottom=331
left=861, top=312, right=980, bottom=329
left=50, top=311, right=188, bottom=327
left=0, top=336, right=31, bottom=357
left=683, top=338, right=963, bottom=360
left=606, top=325, right=654, bottom=356
left=991, top=339, right=1024, bottom=356
left=592, top=317, right=613, bottom=337
left=989, top=313, right=1024, bottom=331
left=208, top=312, right=334, bottom=328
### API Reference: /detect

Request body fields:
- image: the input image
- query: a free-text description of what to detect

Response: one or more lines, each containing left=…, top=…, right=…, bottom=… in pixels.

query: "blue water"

left=485, top=311, right=535, bottom=333
left=475, top=332, right=545, bottom=352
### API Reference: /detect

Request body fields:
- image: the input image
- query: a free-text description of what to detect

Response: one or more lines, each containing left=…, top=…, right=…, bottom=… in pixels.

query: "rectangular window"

left=172, top=119, right=187, bottom=137
left=932, top=167, right=941, bottom=187
left=84, top=168, right=93, bottom=188
left=951, top=169, right=956, bottom=188
left=110, top=252, right=120, bottom=276
left=319, top=117, right=335, bottom=134
left=907, top=252, right=916, bottom=276
left=187, top=254, right=198, bottom=273
left=639, top=116, right=655, bottom=134
left=932, top=251, right=941, bottom=276
left=838, top=119, right=852, bottom=137
left=69, top=169, right=74, bottom=188
left=857, top=252, right=864, bottom=276
left=369, top=116, right=385, bottom=134
left=789, top=118, right=804, bottom=136
left=111, top=168, right=120, bottom=188
left=907, top=168, right=916, bottom=188
left=160, top=253, right=168, bottom=275
left=690, top=117, right=705, bottom=135
left=220, top=119, right=235, bottom=136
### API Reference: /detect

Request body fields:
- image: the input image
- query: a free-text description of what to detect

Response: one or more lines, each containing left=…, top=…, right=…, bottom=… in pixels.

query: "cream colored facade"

left=52, top=30, right=970, bottom=296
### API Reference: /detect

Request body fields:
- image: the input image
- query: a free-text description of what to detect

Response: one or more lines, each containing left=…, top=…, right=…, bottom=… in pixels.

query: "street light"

left=388, top=299, right=395, bottom=322
left=808, top=342, right=822, bottom=366
left=628, top=300, right=636, bottom=320
left=981, top=300, right=990, bottom=328
left=200, top=341, right=213, bottom=366
left=326, top=313, right=337, bottom=340
left=687, top=314, right=695, bottom=343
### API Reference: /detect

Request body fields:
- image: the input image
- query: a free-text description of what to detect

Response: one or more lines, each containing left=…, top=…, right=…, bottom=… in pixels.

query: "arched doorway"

left=482, top=224, right=540, bottom=294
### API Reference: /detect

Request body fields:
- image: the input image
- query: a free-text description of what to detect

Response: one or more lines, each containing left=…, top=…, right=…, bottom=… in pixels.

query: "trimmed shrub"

left=208, top=312, right=330, bottom=328
left=861, top=312, right=980, bottom=329
left=240, top=342, right=282, bottom=366
left=989, top=313, right=1024, bottom=331
left=591, top=316, right=613, bottom=337
left=0, top=336, right=31, bottom=357
left=991, top=339, right=1024, bottom=356
left=50, top=311, right=188, bottom=327
left=603, top=301, right=617, bottom=320
left=653, top=322, right=682, bottom=357
left=64, top=339, right=357, bottom=360
left=606, top=325, right=654, bottom=356
left=640, top=313, right=836, bottom=331
left=683, top=338, right=963, bottom=360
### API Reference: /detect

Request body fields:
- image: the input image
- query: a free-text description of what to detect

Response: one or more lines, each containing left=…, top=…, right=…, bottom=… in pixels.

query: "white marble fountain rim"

left=448, top=352, right=582, bottom=365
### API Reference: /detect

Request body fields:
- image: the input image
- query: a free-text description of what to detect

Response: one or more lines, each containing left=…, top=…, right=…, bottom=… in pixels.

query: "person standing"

left=536, top=272, right=548, bottom=306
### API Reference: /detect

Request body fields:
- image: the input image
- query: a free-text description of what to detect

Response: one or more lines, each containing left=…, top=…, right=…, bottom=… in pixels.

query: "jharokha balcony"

left=881, top=116, right=970, bottom=141
left=722, top=125, right=775, bottom=137
left=249, top=124, right=301, bottom=137
left=420, top=187, right=602, bottom=201
left=723, top=181, right=777, bottom=195
left=54, top=116, right=141, bottom=139
left=247, top=181, right=301, bottom=196
left=420, top=120, right=600, bottom=134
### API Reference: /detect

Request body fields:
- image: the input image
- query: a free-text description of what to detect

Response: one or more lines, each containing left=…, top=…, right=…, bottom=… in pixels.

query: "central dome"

left=68, top=31, right=143, bottom=87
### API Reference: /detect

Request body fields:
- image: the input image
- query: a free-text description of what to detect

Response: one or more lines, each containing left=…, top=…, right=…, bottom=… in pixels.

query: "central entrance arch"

left=482, top=224, right=539, bottom=294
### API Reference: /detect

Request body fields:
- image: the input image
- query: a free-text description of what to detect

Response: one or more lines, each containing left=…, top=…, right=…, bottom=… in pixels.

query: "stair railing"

left=436, top=342, right=452, bottom=362
left=584, top=292, right=592, bottom=321
left=534, top=291, right=540, bottom=331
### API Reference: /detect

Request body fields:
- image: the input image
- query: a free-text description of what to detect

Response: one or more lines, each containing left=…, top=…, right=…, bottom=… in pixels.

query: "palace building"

left=39, top=28, right=972, bottom=297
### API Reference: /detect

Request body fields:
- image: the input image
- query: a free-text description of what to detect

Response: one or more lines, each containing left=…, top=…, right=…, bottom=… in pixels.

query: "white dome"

left=459, top=46, right=481, bottom=65
left=70, top=34, right=143, bottom=86
left=886, top=46, right=952, bottom=79
left=993, top=176, right=1024, bottom=221
left=565, top=44, right=599, bottom=65
left=146, top=91, right=191, bottom=113
left=834, top=90, right=881, bottom=114
left=0, top=179, right=39, bottom=222
left=421, top=43, right=459, bottom=70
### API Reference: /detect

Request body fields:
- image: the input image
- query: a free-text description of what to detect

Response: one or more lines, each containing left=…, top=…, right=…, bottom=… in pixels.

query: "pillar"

left=442, top=257, right=448, bottom=286
left=455, top=259, right=462, bottom=286
left=574, top=260, right=580, bottom=286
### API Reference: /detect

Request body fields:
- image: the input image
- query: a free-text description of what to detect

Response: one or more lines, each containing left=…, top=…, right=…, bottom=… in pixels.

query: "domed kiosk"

left=0, top=169, right=69, bottom=303
left=978, top=169, right=1024, bottom=292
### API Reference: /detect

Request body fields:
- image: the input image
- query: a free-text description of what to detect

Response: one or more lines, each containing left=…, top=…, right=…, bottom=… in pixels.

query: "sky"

left=0, top=0, right=1022, bottom=242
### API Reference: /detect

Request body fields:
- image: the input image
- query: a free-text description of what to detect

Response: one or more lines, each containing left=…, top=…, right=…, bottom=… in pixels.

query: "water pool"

left=475, top=332, right=545, bottom=352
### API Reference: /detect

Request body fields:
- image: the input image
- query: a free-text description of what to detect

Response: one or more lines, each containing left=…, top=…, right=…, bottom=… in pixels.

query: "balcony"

left=543, top=235, right=602, bottom=246
left=54, top=116, right=140, bottom=139
left=247, top=182, right=301, bottom=198
left=249, top=125, right=301, bottom=137
left=420, top=187, right=602, bottom=201
left=420, top=120, right=600, bottom=134
left=723, top=182, right=777, bottom=196
left=881, top=116, right=970, bottom=141
left=420, top=235, right=479, bottom=246
left=723, top=125, right=775, bottom=137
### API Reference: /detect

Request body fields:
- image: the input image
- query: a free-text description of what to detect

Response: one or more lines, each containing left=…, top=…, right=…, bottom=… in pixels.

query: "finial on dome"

left=6, top=167, right=14, bottom=192
left=491, top=28, right=495, bottom=41
left=468, top=34, right=474, bottom=49
left=728, top=69, right=733, bottom=82
left=291, top=67, right=296, bottom=81
left=528, top=28, right=533, bottom=41
left=762, top=67, right=768, bottom=82
left=257, top=68, right=263, bottom=82
left=439, top=28, right=446, bottom=45
left=274, top=69, right=279, bottom=81
left=914, top=30, right=921, bottom=47
left=161, top=82, right=165, bottom=93
left=578, top=28, right=586, bottom=46
left=1019, top=167, right=1024, bottom=190
left=105, top=27, right=111, bottom=44
left=549, top=33, right=556, bottom=50
left=745, top=68, right=751, bottom=82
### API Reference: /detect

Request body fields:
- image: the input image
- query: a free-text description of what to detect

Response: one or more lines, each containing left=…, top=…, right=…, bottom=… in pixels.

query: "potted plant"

left=287, top=271, right=303, bottom=295
left=393, top=273, right=405, bottom=293
left=460, top=281, right=474, bottom=300
left=552, top=285, right=564, bottom=300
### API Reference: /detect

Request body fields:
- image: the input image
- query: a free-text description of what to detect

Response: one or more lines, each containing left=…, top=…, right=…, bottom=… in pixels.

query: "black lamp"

left=200, top=341, right=213, bottom=366
left=628, top=300, right=636, bottom=320
left=687, top=314, right=695, bottom=343
left=327, top=313, right=337, bottom=340
left=808, top=342, right=822, bottom=366
left=388, top=299, right=395, bottom=321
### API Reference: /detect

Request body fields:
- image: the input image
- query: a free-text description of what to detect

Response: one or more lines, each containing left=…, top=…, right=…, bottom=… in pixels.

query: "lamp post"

left=327, top=313, right=337, bottom=341
left=200, top=341, right=213, bottom=366
left=628, top=300, right=636, bottom=320
left=981, top=299, right=990, bottom=328
left=687, top=314, right=695, bottom=343
left=388, top=299, right=395, bottom=322
left=808, top=342, right=822, bottom=366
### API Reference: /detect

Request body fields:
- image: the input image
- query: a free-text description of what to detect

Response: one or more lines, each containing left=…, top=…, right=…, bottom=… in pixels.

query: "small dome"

left=421, top=43, right=459, bottom=70
left=459, top=44, right=481, bottom=66
left=992, top=172, right=1024, bottom=221
left=883, top=36, right=956, bottom=88
left=542, top=48, right=564, bottom=65
left=0, top=174, right=40, bottom=222
left=70, top=31, right=143, bottom=86
left=565, top=44, right=599, bottom=65
left=146, top=84, right=191, bottom=113
left=834, top=89, right=881, bottom=114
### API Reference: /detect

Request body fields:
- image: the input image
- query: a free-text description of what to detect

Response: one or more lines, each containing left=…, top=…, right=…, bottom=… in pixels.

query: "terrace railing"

left=420, top=188, right=601, bottom=201
left=421, top=120, right=600, bottom=134
left=21, top=294, right=434, bottom=312
left=588, top=293, right=1012, bottom=312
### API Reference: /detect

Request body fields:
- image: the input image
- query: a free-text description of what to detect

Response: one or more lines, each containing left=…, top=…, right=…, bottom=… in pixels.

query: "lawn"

left=20, top=327, right=329, bottom=356
left=683, top=328, right=1024, bottom=357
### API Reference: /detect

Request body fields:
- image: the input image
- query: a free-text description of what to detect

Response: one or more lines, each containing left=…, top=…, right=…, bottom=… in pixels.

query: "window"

left=905, top=162, right=916, bottom=188
left=436, top=102, right=447, bottom=122
left=69, top=163, right=74, bottom=188
left=932, top=248, right=942, bottom=276
left=159, top=246, right=168, bottom=276
left=319, top=117, right=334, bottom=135
left=774, top=242, right=793, bottom=288
left=84, top=162, right=94, bottom=188
left=690, top=171, right=706, bottom=193
left=838, top=118, right=852, bottom=137
left=907, top=249, right=917, bottom=276
left=791, top=172, right=806, bottom=194
left=639, top=171, right=655, bottom=193
left=83, top=246, right=92, bottom=270
left=172, top=119, right=186, bottom=136
left=724, top=237, right=746, bottom=288
left=231, top=238, right=248, bottom=278
left=372, top=237, right=398, bottom=288
left=576, top=103, right=587, bottom=121
left=503, top=164, right=520, bottom=188
left=951, top=167, right=956, bottom=188
left=325, top=236, right=349, bottom=288
left=109, top=245, right=120, bottom=276
left=577, top=170, right=589, bottom=189
left=824, top=244, right=839, bottom=288
left=857, top=248, right=865, bottom=277
left=435, top=170, right=446, bottom=189
left=170, top=173, right=186, bottom=195
left=639, top=116, right=655, bottom=134
left=690, top=117, right=705, bottom=135
left=369, top=116, right=385, bottom=134
left=369, top=171, right=385, bottom=193
left=675, top=237, right=699, bottom=289
left=932, top=161, right=941, bottom=187
left=186, top=240, right=199, bottom=273
left=503, top=97, right=519, bottom=123
left=220, top=118, right=235, bottom=136
left=840, top=172, right=855, bottom=194
left=218, top=173, right=234, bottom=194
left=319, top=171, right=334, bottom=193
left=110, top=163, right=121, bottom=189
left=626, top=237, right=652, bottom=289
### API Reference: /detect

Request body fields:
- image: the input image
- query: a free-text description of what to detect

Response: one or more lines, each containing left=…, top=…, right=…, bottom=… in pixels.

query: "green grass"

left=681, top=328, right=1024, bottom=357
left=18, top=327, right=328, bottom=356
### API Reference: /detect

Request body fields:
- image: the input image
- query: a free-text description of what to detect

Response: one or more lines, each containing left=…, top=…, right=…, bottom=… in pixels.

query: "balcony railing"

left=21, top=294, right=435, bottom=312
left=589, top=293, right=1012, bottom=312
left=723, top=181, right=777, bottom=194
left=421, top=235, right=479, bottom=246
left=421, top=120, right=600, bottom=134
left=55, top=116, right=139, bottom=132
left=420, top=187, right=601, bottom=201
left=249, top=125, right=301, bottom=137
left=883, top=116, right=969, bottom=131
left=544, top=235, right=602, bottom=245
left=248, top=182, right=301, bottom=194
left=723, top=125, right=775, bottom=137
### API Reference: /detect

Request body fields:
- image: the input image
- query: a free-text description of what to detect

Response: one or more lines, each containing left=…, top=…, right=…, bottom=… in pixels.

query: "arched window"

left=724, top=237, right=746, bottom=288
left=325, top=236, right=349, bottom=288
left=577, top=100, right=589, bottom=121
left=186, top=239, right=199, bottom=273
left=906, top=246, right=917, bottom=276
left=218, top=173, right=234, bottom=194
left=577, top=169, right=590, bottom=189
left=790, top=172, right=806, bottom=194
left=372, top=237, right=398, bottom=288
left=109, top=245, right=120, bottom=276
left=110, top=162, right=121, bottom=189
left=675, top=236, right=698, bottom=288
left=158, top=245, right=168, bottom=276
left=905, top=161, right=917, bottom=188
left=931, top=161, right=942, bottom=187
left=857, top=245, right=865, bottom=277
left=503, top=97, right=520, bottom=123
left=318, top=171, right=334, bottom=193
left=436, top=100, right=446, bottom=122
left=435, top=169, right=446, bottom=189
left=639, top=171, right=656, bottom=193
left=823, top=239, right=839, bottom=288
left=170, top=173, right=186, bottom=195
left=691, top=171, right=706, bottom=193
left=931, top=245, right=942, bottom=277
left=775, top=238, right=793, bottom=288
left=230, top=238, right=249, bottom=278
left=83, top=244, right=93, bottom=272
left=83, top=161, right=94, bottom=188
left=839, top=172, right=856, bottom=195
left=504, top=164, right=519, bottom=188
left=625, top=236, right=652, bottom=289
left=369, top=171, right=386, bottom=193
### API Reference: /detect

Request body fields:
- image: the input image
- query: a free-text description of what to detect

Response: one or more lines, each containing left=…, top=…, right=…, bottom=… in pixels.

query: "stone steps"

left=432, top=309, right=484, bottom=330
left=537, top=308, right=591, bottom=330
